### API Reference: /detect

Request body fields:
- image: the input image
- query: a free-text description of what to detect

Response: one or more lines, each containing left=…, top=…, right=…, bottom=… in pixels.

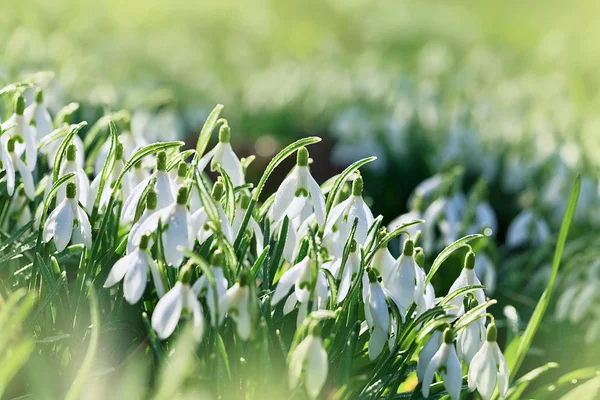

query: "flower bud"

left=66, top=144, right=77, bottom=162
left=415, top=249, right=425, bottom=268
left=211, top=250, right=225, bottom=267
left=176, top=187, right=188, bottom=205
left=352, top=176, right=363, bottom=196
left=240, top=194, right=250, bottom=210
left=239, top=269, right=252, bottom=287
left=367, top=268, right=378, bottom=283
left=139, top=234, right=150, bottom=250
left=15, top=94, right=25, bottom=115
left=66, top=182, right=77, bottom=199
left=177, top=161, right=187, bottom=178
left=35, top=88, right=44, bottom=104
left=465, top=251, right=475, bottom=270
left=443, top=328, right=454, bottom=344
left=156, top=151, right=167, bottom=171
left=403, top=239, right=414, bottom=256
left=146, top=190, right=158, bottom=210
left=219, top=123, right=231, bottom=143
left=115, top=140, right=124, bottom=160
left=212, top=180, right=224, bottom=201
left=486, top=323, right=497, bottom=342
left=297, top=147, right=309, bottom=167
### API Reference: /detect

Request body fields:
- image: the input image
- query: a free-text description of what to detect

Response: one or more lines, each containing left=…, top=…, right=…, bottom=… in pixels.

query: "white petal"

left=271, top=169, right=299, bottom=223
left=368, top=327, right=387, bottom=360
left=475, top=344, right=497, bottom=400
left=104, top=253, right=134, bottom=288
left=307, top=173, right=326, bottom=226
left=146, top=254, right=166, bottom=297
left=51, top=200, right=75, bottom=252
left=1, top=146, right=15, bottom=195
left=336, top=262, right=353, bottom=303
left=422, top=347, right=442, bottom=397
left=271, top=259, right=306, bottom=305
left=288, top=337, right=311, bottom=390
left=77, top=207, right=92, bottom=249
left=219, top=143, right=244, bottom=187
left=163, top=206, right=191, bottom=267
left=121, top=174, right=154, bottom=222
left=15, top=157, right=34, bottom=200
left=151, top=282, right=184, bottom=340
left=494, top=342, right=509, bottom=398
left=232, top=293, right=251, bottom=340
left=218, top=204, right=234, bottom=242
left=187, top=289, right=205, bottom=342
left=443, top=346, right=463, bottom=400
left=305, top=337, right=328, bottom=398
left=155, top=170, right=176, bottom=209
left=324, top=197, right=350, bottom=236
left=196, top=147, right=216, bottom=173
left=417, top=331, right=442, bottom=382
left=283, top=292, right=298, bottom=315
left=124, top=256, right=147, bottom=304
left=369, top=282, right=390, bottom=332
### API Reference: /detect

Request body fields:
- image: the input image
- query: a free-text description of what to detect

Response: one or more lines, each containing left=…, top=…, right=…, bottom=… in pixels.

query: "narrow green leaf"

left=424, top=234, right=483, bottom=286
left=326, top=156, right=376, bottom=214
left=196, top=104, right=224, bottom=157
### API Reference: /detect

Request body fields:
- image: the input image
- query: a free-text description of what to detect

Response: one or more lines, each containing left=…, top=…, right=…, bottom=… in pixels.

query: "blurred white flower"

left=421, top=329, right=462, bottom=400
left=197, top=123, right=245, bottom=187
left=468, top=323, right=509, bottom=400
left=288, top=329, right=328, bottom=398
left=2, top=95, right=37, bottom=170
left=219, top=272, right=253, bottom=340
left=152, top=278, right=204, bottom=341
left=24, top=88, right=53, bottom=141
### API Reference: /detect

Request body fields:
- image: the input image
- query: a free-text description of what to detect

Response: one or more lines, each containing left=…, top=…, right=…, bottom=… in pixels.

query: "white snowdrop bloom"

left=422, top=329, right=462, bottom=400
left=197, top=123, right=245, bottom=187
left=568, top=279, right=598, bottom=324
left=130, top=159, right=151, bottom=189
left=56, top=144, right=89, bottom=205
left=505, top=209, right=551, bottom=248
left=440, top=193, right=466, bottom=243
left=271, top=147, right=326, bottom=226
left=422, top=197, right=447, bottom=251
left=469, top=202, right=498, bottom=236
left=324, top=241, right=361, bottom=303
left=288, top=328, right=328, bottom=399
left=127, top=190, right=158, bottom=254
left=218, top=272, right=253, bottom=340
left=1, top=95, right=37, bottom=170
left=474, top=252, right=496, bottom=295
left=363, top=269, right=390, bottom=360
left=324, top=176, right=374, bottom=247
left=121, top=151, right=177, bottom=223
left=151, top=273, right=204, bottom=341
left=555, top=283, right=581, bottom=323
left=39, top=127, right=86, bottom=169
left=192, top=252, right=229, bottom=325
left=134, top=187, right=194, bottom=267
left=0, top=135, right=15, bottom=195
left=232, top=194, right=264, bottom=254
left=43, top=182, right=92, bottom=252
left=447, top=252, right=486, bottom=317
left=173, top=161, right=189, bottom=186
left=94, top=118, right=148, bottom=176
left=4, top=137, right=34, bottom=199
left=88, top=140, right=129, bottom=211
left=417, top=330, right=442, bottom=382
left=103, top=234, right=165, bottom=304
left=24, top=88, right=53, bottom=141
left=272, top=256, right=314, bottom=306
left=468, top=323, right=509, bottom=400
left=386, top=240, right=425, bottom=312
left=457, top=318, right=486, bottom=364
left=374, top=246, right=399, bottom=286
left=190, top=180, right=234, bottom=244
left=410, top=175, right=444, bottom=204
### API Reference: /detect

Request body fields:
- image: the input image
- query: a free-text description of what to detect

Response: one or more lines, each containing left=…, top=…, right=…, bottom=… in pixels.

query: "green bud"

left=212, top=180, right=224, bottom=201
left=443, top=328, right=454, bottom=344
left=176, top=187, right=188, bottom=205
left=352, top=176, right=363, bottom=196
left=139, top=234, right=150, bottom=250
left=486, top=323, right=497, bottom=342
left=239, top=269, right=252, bottom=287
left=35, top=88, right=44, bottom=104
left=66, top=144, right=77, bottom=162
left=367, top=268, right=378, bottom=283
left=177, top=161, right=187, bottom=178
left=211, top=250, right=225, bottom=267
left=240, top=194, right=250, bottom=210
left=403, top=239, right=414, bottom=256
left=15, top=95, right=25, bottom=115
left=219, top=123, right=231, bottom=143
left=377, top=228, right=387, bottom=242
left=66, top=182, right=77, bottom=199
left=415, top=249, right=425, bottom=268
left=465, top=251, right=475, bottom=270
left=349, top=239, right=357, bottom=253
left=115, top=140, right=124, bottom=160
left=309, top=323, right=321, bottom=337
left=7, top=138, right=16, bottom=153
left=297, top=147, right=309, bottom=167
left=146, top=190, right=158, bottom=210
left=179, top=263, right=192, bottom=284
left=156, top=151, right=167, bottom=171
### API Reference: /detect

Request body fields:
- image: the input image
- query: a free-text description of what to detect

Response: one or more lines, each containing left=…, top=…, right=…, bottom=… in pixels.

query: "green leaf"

left=424, top=234, right=483, bottom=286
left=251, top=245, right=271, bottom=278
left=216, top=164, right=236, bottom=222
left=505, top=362, right=559, bottom=399
left=507, top=175, right=580, bottom=383
left=196, top=104, right=224, bottom=157
left=559, top=376, right=600, bottom=400
left=325, top=156, right=376, bottom=214
left=439, top=285, right=486, bottom=306
left=51, top=122, right=88, bottom=182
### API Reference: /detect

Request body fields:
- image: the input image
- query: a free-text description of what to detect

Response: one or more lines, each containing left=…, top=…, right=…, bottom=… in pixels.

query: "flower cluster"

left=1, top=87, right=513, bottom=399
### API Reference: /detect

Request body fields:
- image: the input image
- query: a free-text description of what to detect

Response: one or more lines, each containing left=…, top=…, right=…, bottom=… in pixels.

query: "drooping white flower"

left=324, top=176, right=374, bottom=248
left=191, top=180, right=234, bottom=244
left=24, top=88, right=53, bottom=141
left=1, top=95, right=37, bottom=170
left=4, top=137, right=34, bottom=199
left=43, top=182, right=92, bottom=252
left=457, top=317, right=486, bottom=364
left=324, top=241, right=361, bottom=303
left=271, top=147, right=326, bottom=226
left=363, top=269, right=390, bottom=360
left=56, top=144, right=89, bottom=205
left=121, top=151, right=177, bottom=223
left=151, top=275, right=204, bottom=341
left=447, top=252, right=486, bottom=317
left=506, top=209, right=551, bottom=248
left=219, top=271, right=254, bottom=340
left=39, top=127, right=86, bottom=169
left=387, top=210, right=423, bottom=248
left=386, top=240, right=425, bottom=312
left=197, top=123, right=245, bottom=187
left=127, top=190, right=158, bottom=253
left=94, top=117, right=148, bottom=176
left=468, top=323, right=509, bottom=400
left=88, top=139, right=130, bottom=211
left=133, top=187, right=194, bottom=267
left=272, top=256, right=314, bottom=306
left=288, top=329, right=328, bottom=398
left=421, top=329, right=462, bottom=400
left=0, top=135, right=15, bottom=195
left=281, top=258, right=329, bottom=327
left=103, top=234, right=165, bottom=304
left=417, top=329, right=442, bottom=382
left=192, top=252, right=229, bottom=324
left=232, top=194, right=264, bottom=254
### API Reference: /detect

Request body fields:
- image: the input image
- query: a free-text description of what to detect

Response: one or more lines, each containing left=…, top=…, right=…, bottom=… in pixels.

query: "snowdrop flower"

left=271, top=147, right=326, bottom=226
left=272, top=256, right=314, bottom=307
left=375, top=245, right=400, bottom=285
left=197, top=123, right=245, bottom=187
left=24, top=88, right=53, bottom=141
left=173, top=161, right=188, bottom=186
left=191, top=179, right=234, bottom=244
left=468, top=323, right=509, bottom=400
left=325, top=240, right=361, bottom=303
left=121, top=151, right=177, bottom=223
left=0, top=135, right=15, bottom=195
left=422, top=329, right=462, bottom=400
left=134, top=186, right=193, bottom=267
left=127, top=190, right=158, bottom=253
left=288, top=326, right=328, bottom=398
left=151, top=266, right=204, bottom=341
left=364, top=269, right=390, bottom=360
left=43, top=182, right=92, bottom=252
left=130, top=159, right=150, bottom=188
left=56, top=144, right=89, bottom=205
left=94, top=117, right=147, bottom=176
left=447, top=251, right=486, bottom=317
left=457, top=317, right=486, bottom=364
left=324, top=176, right=374, bottom=247
left=4, top=137, right=34, bottom=199
left=417, top=329, right=442, bottom=382
left=103, top=234, right=165, bottom=304
left=232, top=194, right=264, bottom=254
left=386, top=239, right=425, bottom=312
left=505, top=209, right=551, bottom=248
left=219, top=271, right=254, bottom=340
left=192, top=251, right=229, bottom=324
left=2, top=94, right=37, bottom=170
left=88, top=140, right=129, bottom=211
